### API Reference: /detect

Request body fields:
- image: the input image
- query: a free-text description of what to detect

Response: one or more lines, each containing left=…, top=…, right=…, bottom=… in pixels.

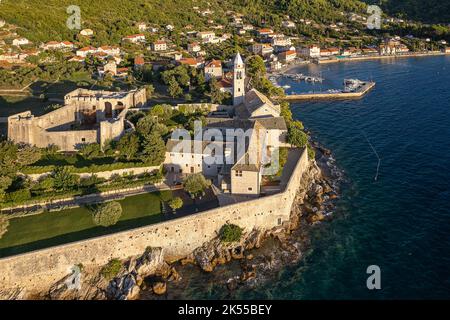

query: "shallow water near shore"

left=142, top=56, right=450, bottom=300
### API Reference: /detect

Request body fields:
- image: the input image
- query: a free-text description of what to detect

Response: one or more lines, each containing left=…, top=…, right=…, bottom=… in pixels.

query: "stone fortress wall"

left=0, top=148, right=309, bottom=296
left=7, top=88, right=147, bottom=151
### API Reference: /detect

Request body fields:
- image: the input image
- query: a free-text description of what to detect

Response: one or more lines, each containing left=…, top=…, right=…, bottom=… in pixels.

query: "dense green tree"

left=33, top=176, right=55, bottom=193
left=220, top=224, right=243, bottom=243
left=288, top=121, right=308, bottom=148
left=209, top=78, right=227, bottom=104
left=117, top=133, right=140, bottom=161
left=0, top=141, right=18, bottom=173
left=15, top=145, right=41, bottom=167
left=91, top=201, right=122, bottom=227
left=168, top=77, right=183, bottom=98
left=183, top=173, right=211, bottom=197
left=145, top=84, right=155, bottom=99
left=169, top=197, right=183, bottom=212
left=136, top=116, right=169, bottom=139
left=0, top=176, right=13, bottom=201
left=52, top=167, right=80, bottom=191
left=140, top=133, right=166, bottom=165
left=80, top=143, right=102, bottom=160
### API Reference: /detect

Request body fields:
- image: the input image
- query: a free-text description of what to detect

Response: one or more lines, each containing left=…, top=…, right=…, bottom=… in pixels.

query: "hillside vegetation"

left=365, top=0, right=450, bottom=23
left=0, top=0, right=367, bottom=43
left=0, top=0, right=215, bottom=42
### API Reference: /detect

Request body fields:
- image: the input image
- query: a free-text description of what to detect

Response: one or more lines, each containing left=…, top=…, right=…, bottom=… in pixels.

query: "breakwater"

left=281, top=82, right=375, bottom=101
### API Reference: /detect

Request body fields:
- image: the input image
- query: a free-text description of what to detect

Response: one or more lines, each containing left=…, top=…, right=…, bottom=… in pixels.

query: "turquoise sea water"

left=145, top=56, right=450, bottom=300
left=255, top=56, right=450, bottom=299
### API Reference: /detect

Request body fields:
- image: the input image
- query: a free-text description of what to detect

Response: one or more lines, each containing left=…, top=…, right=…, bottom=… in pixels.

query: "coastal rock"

left=106, top=273, right=140, bottom=300
left=309, top=212, right=325, bottom=224
left=227, top=278, right=239, bottom=291
left=231, top=246, right=245, bottom=260
left=245, top=229, right=265, bottom=250
left=48, top=271, right=83, bottom=300
left=135, top=247, right=165, bottom=277
left=0, top=288, right=26, bottom=300
left=152, top=282, right=167, bottom=295
left=166, top=267, right=181, bottom=282
left=193, top=244, right=216, bottom=272
left=328, top=193, right=338, bottom=200
left=180, top=254, right=195, bottom=266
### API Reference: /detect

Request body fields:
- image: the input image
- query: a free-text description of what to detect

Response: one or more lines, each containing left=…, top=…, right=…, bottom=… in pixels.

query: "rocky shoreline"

left=36, top=143, right=343, bottom=300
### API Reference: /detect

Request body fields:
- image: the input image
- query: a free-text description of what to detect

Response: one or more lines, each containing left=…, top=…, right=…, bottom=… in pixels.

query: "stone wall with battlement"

left=7, top=89, right=146, bottom=151
left=0, top=148, right=309, bottom=297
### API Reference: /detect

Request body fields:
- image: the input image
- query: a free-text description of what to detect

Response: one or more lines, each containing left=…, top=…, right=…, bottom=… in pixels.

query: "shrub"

left=220, top=224, right=243, bottom=243
left=183, top=173, right=211, bottom=197
left=307, top=144, right=316, bottom=160
left=169, top=197, right=183, bottom=211
left=100, top=259, right=122, bottom=280
left=7, top=189, right=32, bottom=203
left=0, top=214, right=9, bottom=239
left=91, top=201, right=122, bottom=227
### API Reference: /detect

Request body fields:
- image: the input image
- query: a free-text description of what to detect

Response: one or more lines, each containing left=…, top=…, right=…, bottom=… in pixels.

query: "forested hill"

left=0, top=0, right=367, bottom=43
left=364, top=0, right=450, bottom=23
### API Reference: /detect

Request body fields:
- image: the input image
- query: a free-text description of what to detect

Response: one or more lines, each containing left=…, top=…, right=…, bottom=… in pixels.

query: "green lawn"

left=0, top=191, right=172, bottom=258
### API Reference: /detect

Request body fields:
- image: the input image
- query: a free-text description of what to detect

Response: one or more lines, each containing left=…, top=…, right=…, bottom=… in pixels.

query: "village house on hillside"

left=379, top=38, right=410, bottom=55
left=299, top=45, right=321, bottom=58
left=151, top=40, right=167, bottom=52
left=197, top=31, right=216, bottom=44
left=204, top=59, right=223, bottom=81
left=278, top=50, right=297, bottom=63
left=79, top=29, right=94, bottom=37
left=76, top=46, right=97, bottom=57
left=122, top=34, right=146, bottom=44
left=12, top=38, right=30, bottom=46
left=42, top=41, right=75, bottom=51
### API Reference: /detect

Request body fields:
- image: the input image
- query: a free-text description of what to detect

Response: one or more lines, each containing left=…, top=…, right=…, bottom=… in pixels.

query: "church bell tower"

left=233, top=53, right=245, bottom=106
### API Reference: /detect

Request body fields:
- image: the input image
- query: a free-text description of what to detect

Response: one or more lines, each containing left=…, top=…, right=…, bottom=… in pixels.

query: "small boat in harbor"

left=343, top=79, right=365, bottom=92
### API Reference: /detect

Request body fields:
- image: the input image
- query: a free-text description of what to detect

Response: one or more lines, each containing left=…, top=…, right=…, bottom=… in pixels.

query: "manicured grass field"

left=0, top=191, right=172, bottom=258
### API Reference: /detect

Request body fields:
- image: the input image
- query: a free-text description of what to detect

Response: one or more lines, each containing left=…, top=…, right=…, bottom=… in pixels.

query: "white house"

left=197, top=31, right=216, bottom=43
left=76, top=46, right=97, bottom=57
left=250, top=43, right=274, bottom=56
left=257, top=28, right=274, bottom=37
left=320, top=47, right=339, bottom=57
left=136, top=22, right=147, bottom=32
left=299, top=45, right=321, bottom=58
left=282, top=20, right=296, bottom=28
left=188, top=42, right=201, bottom=53
left=271, top=36, right=292, bottom=47
left=98, top=46, right=121, bottom=56
left=122, top=34, right=146, bottom=44
left=151, top=40, right=167, bottom=52
left=204, top=60, right=223, bottom=81
left=278, top=50, right=297, bottom=63
left=42, top=41, right=74, bottom=51
left=12, top=38, right=30, bottom=46
left=80, top=29, right=94, bottom=37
